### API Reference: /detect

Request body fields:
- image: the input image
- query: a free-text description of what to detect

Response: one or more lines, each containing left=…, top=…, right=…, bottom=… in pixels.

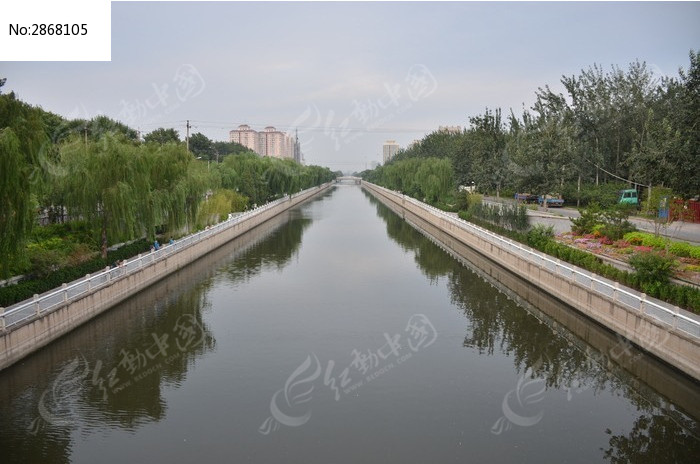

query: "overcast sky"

left=2, top=1, right=699, bottom=172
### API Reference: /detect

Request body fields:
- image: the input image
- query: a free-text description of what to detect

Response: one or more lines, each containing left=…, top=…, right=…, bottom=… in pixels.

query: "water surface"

left=0, top=184, right=698, bottom=463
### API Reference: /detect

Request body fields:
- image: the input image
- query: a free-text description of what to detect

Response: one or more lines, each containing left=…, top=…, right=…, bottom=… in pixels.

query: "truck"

left=618, top=188, right=639, bottom=207
left=514, top=193, right=539, bottom=204
left=538, top=194, right=565, bottom=208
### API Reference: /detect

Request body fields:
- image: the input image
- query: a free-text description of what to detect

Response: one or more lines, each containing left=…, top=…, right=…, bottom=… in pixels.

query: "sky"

left=2, top=1, right=699, bottom=173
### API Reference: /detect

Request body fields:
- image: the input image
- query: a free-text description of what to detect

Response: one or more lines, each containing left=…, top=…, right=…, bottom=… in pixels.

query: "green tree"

left=60, top=134, right=146, bottom=258
left=465, top=108, right=508, bottom=196
left=660, top=50, right=700, bottom=196
left=212, top=140, right=249, bottom=158
left=415, top=158, right=454, bottom=202
left=188, top=132, right=214, bottom=160
left=144, top=127, right=181, bottom=145
left=0, top=93, right=47, bottom=275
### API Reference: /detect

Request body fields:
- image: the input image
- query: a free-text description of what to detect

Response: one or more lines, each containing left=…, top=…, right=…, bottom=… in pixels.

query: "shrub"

left=560, top=181, right=629, bottom=208
left=624, top=232, right=646, bottom=245
left=527, top=224, right=555, bottom=249
left=0, top=239, right=150, bottom=307
left=572, top=204, right=636, bottom=240
left=570, top=204, right=603, bottom=235
left=467, top=202, right=529, bottom=232
left=454, top=190, right=470, bottom=211
left=668, top=241, right=700, bottom=259
left=623, top=231, right=669, bottom=249
left=458, top=206, right=700, bottom=313
left=629, top=252, right=675, bottom=285
left=643, top=235, right=668, bottom=249
left=598, top=205, right=637, bottom=240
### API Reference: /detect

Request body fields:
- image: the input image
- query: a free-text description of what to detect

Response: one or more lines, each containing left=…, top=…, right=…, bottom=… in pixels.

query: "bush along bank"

left=0, top=239, right=150, bottom=307
left=458, top=212, right=700, bottom=313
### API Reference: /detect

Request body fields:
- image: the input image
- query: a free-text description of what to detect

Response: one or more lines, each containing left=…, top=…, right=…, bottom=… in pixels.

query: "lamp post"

left=196, top=156, right=210, bottom=171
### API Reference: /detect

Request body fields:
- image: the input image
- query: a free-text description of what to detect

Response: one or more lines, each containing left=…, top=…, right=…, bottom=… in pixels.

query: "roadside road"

left=482, top=196, right=700, bottom=245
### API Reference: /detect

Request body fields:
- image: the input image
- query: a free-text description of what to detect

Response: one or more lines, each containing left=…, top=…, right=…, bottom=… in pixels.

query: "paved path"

left=482, top=196, right=700, bottom=244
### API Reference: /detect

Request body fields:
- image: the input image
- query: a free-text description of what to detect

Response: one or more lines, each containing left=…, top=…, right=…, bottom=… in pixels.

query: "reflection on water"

left=0, top=200, right=317, bottom=464
left=222, top=210, right=312, bottom=285
left=365, top=189, right=700, bottom=460
left=0, top=267, right=216, bottom=463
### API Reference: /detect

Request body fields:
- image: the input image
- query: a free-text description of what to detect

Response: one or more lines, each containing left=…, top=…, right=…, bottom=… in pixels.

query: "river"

left=0, top=183, right=698, bottom=463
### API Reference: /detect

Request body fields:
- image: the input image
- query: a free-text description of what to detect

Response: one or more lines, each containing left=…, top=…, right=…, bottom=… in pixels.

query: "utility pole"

left=186, top=120, right=191, bottom=153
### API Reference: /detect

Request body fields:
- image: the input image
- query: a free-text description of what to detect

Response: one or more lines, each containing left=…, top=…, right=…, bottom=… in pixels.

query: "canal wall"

left=0, top=183, right=333, bottom=371
left=362, top=182, right=700, bottom=381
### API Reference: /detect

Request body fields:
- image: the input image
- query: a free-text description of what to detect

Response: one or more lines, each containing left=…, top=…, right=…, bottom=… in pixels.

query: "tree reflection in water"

left=365, top=189, right=700, bottom=461
left=0, top=206, right=316, bottom=463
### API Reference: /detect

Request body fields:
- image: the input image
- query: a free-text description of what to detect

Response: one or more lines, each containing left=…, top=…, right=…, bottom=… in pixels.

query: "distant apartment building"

left=229, top=124, right=259, bottom=153
left=438, top=125, right=462, bottom=134
left=383, top=140, right=400, bottom=164
left=229, top=124, right=300, bottom=161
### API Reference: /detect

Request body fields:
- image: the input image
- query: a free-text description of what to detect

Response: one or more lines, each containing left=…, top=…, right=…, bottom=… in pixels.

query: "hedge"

left=458, top=211, right=700, bottom=313
left=0, top=239, right=150, bottom=308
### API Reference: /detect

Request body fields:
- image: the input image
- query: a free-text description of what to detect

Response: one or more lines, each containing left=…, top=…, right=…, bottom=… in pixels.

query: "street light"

left=196, top=156, right=210, bottom=171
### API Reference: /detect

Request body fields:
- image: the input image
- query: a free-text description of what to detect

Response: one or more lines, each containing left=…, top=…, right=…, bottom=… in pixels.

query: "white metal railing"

left=0, top=183, right=330, bottom=331
left=365, top=183, right=700, bottom=339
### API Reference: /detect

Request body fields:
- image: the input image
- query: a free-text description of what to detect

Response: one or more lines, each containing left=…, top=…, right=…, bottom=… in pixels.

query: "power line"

left=585, top=158, right=645, bottom=187
left=137, top=119, right=434, bottom=135
left=187, top=120, right=433, bottom=134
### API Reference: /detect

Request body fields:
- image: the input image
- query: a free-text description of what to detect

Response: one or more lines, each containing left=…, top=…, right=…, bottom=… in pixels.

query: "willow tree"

left=415, top=158, right=454, bottom=203
left=60, top=134, right=146, bottom=259
left=139, top=142, right=199, bottom=238
left=0, top=93, right=47, bottom=275
left=263, top=159, right=297, bottom=196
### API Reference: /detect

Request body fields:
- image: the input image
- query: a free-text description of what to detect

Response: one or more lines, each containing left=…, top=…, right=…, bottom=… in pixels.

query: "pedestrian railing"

left=367, top=183, right=700, bottom=339
left=0, top=184, right=329, bottom=332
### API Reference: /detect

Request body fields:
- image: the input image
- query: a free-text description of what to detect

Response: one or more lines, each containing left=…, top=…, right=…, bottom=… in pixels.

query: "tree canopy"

left=370, top=51, right=700, bottom=199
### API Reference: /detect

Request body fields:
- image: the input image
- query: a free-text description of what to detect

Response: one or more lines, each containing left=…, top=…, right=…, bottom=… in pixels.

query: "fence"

left=0, top=185, right=328, bottom=332
left=366, top=183, right=700, bottom=339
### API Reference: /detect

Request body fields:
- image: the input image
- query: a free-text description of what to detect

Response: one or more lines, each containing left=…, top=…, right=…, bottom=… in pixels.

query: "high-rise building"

left=229, top=124, right=258, bottom=153
left=383, top=140, right=399, bottom=164
left=229, top=124, right=297, bottom=160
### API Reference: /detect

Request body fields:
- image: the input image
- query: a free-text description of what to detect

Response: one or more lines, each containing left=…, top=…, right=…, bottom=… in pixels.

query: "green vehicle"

left=618, top=188, right=639, bottom=207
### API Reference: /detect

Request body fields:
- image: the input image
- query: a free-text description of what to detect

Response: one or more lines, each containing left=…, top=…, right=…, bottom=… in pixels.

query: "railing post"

left=34, top=294, right=40, bottom=316
left=640, top=293, right=646, bottom=313
left=86, top=274, right=91, bottom=291
left=62, top=283, right=68, bottom=302
left=673, top=306, right=680, bottom=330
left=613, top=282, right=619, bottom=302
left=0, top=307, right=5, bottom=332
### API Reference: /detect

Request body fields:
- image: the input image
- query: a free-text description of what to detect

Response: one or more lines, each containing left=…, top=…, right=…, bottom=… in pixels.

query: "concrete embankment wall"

left=0, top=183, right=332, bottom=371
left=362, top=182, right=700, bottom=381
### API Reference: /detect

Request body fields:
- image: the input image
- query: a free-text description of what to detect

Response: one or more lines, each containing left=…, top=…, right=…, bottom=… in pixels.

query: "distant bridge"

left=336, top=176, right=362, bottom=185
